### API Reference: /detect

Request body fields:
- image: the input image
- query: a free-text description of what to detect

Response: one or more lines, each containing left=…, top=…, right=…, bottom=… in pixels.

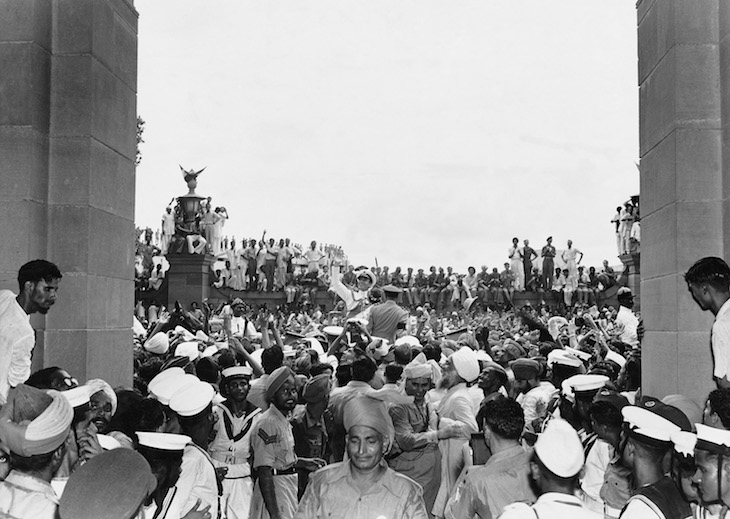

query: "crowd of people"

left=7, top=255, right=730, bottom=519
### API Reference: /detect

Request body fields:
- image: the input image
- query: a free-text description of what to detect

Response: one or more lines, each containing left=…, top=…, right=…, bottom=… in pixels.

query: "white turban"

left=450, top=347, right=480, bottom=383
left=144, top=332, right=169, bottom=355
left=403, top=354, right=432, bottom=379
left=0, top=385, right=73, bottom=456
left=86, top=379, right=117, bottom=416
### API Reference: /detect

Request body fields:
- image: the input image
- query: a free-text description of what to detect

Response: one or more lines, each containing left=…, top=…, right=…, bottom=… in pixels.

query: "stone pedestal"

left=619, top=253, right=641, bottom=311
left=637, top=0, right=724, bottom=402
left=166, top=254, right=215, bottom=309
left=0, top=0, right=138, bottom=387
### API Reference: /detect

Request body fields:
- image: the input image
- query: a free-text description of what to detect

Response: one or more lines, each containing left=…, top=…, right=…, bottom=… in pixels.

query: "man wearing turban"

left=432, top=347, right=479, bottom=517
left=85, top=378, right=116, bottom=435
left=389, top=358, right=462, bottom=516
left=296, top=395, right=428, bottom=518
left=0, top=384, right=73, bottom=519
left=250, top=367, right=325, bottom=519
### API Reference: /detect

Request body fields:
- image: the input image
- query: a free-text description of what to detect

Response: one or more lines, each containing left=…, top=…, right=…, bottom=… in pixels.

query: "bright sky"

left=134, top=1, right=639, bottom=272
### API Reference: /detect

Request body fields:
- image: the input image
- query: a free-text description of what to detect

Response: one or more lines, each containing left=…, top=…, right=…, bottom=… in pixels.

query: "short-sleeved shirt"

left=500, top=492, right=601, bottom=519
left=295, top=461, right=428, bottom=519
left=251, top=405, right=297, bottom=470
left=444, top=445, right=535, bottom=519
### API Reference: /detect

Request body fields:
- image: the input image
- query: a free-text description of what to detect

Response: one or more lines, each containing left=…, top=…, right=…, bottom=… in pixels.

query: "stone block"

left=722, top=36, right=730, bottom=131
left=721, top=0, right=730, bottom=41
left=639, top=131, right=675, bottom=215
left=47, top=205, right=90, bottom=273
left=86, top=328, right=133, bottom=386
left=0, top=127, right=49, bottom=201
left=641, top=274, right=678, bottom=332
left=639, top=48, right=676, bottom=154
left=45, top=273, right=89, bottom=331
left=643, top=331, right=678, bottom=397
left=43, top=329, right=88, bottom=381
left=677, top=330, right=714, bottom=402
left=637, top=0, right=673, bottom=84
left=87, top=208, right=134, bottom=279
left=636, top=0, right=656, bottom=26
left=0, top=201, right=47, bottom=269
left=675, top=129, right=722, bottom=202
left=50, top=54, right=92, bottom=137
left=105, top=276, right=134, bottom=329
left=674, top=0, right=720, bottom=46
left=92, top=0, right=138, bottom=90
left=0, top=42, right=51, bottom=130
left=52, top=0, right=92, bottom=55
left=675, top=44, right=721, bottom=128
left=676, top=200, right=723, bottom=268
left=89, top=139, right=135, bottom=219
left=0, top=0, right=52, bottom=50
left=48, top=137, right=91, bottom=205
left=91, top=58, right=137, bottom=158
left=640, top=203, right=677, bottom=280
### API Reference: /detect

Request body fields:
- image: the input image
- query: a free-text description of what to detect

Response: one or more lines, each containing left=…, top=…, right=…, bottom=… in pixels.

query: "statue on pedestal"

left=167, top=166, right=208, bottom=254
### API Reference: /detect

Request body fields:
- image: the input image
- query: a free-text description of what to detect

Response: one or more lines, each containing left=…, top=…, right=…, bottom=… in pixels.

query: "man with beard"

left=432, top=347, right=479, bottom=517
left=84, top=379, right=116, bottom=435
left=296, top=395, right=428, bottom=519
left=209, top=366, right=263, bottom=519
left=250, top=367, right=325, bottom=519
left=389, top=360, right=462, bottom=516
left=0, top=260, right=62, bottom=405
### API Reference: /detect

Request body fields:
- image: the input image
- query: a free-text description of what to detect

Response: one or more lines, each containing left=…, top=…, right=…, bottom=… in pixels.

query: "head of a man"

left=482, top=397, right=524, bottom=448
left=705, top=389, right=730, bottom=430
left=17, top=259, right=62, bottom=315
left=267, top=367, right=298, bottom=413
left=86, top=386, right=115, bottom=434
left=440, top=358, right=463, bottom=389
left=478, top=364, right=507, bottom=395
left=685, top=257, right=730, bottom=312
left=344, top=396, right=392, bottom=474
left=221, top=373, right=251, bottom=404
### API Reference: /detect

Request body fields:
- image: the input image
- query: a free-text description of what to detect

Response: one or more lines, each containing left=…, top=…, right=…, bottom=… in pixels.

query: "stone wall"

left=0, top=0, right=138, bottom=387
left=638, top=0, right=726, bottom=401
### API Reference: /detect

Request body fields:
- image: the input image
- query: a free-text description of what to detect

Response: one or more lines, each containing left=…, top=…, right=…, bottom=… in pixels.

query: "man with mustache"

left=0, top=259, right=62, bottom=405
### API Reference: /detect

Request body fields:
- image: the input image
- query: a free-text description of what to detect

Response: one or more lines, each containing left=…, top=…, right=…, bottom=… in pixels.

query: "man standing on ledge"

left=685, top=256, right=730, bottom=388
left=0, top=260, right=62, bottom=405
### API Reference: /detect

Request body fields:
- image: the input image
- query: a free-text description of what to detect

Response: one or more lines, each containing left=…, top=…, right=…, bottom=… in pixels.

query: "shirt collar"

left=716, top=298, right=730, bottom=321
left=4, top=470, right=58, bottom=502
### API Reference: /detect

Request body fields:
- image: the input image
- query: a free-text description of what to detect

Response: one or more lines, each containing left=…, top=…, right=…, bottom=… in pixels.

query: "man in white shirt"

left=0, top=260, right=62, bottom=405
left=685, top=257, right=730, bottom=388
left=614, top=287, right=639, bottom=348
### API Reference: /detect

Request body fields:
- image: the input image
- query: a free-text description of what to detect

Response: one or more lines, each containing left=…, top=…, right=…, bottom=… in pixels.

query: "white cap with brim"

left=696, top=423, right=730, bottom=454
left=534, top=418, right=584, bottom=478
left=622, top=406, right=681, bottom=444
left=136, top=431, right=191, bottom=452
left=195, top=330, right=209, bottom=342
left=475, top=350, right=493, bottom=362
left=323, top=326, right=344, bottom=337
left=221, top=366, right=253, bottom=378
left=605, top=350, right=626, bottom=368
left=174, top=341, right=200, bottom=362
left=670, top=431, right=697, bottom=457
left=450, top=347, right=480, bottom=383
left=566, top=374, right=609, bottom=394
left=547, top=349, right=582, bottom=368
left=565, top=346, right=591, bottom=361
left=62, top=385, right=92, bottom=408
left=149, top=373, right=198, bottom=406
left=169, top=380, right=215, bottom=417
left=201, top=345, right=218, bottom=358
left=147, top=367, right=185, bottom=397
left=174, top=326, right=195, bottom=341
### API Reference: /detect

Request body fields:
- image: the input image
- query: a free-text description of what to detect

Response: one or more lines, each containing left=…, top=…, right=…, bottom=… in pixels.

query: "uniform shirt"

left=0, top=290, right=34, bottom=405
left=516, top=381, right=556, bottom=428
left=500, top=492, right=602, bottom=519
left=712, top=298, right=730, bottom=380
left=367, top=300, right=409, bottom=344
left=290, top=404, right=331, bottom=460
left=0, top=470, right=58, bottom=519
left=209, top=401, right=262, bottom=477
left=294, top=460, right=428, bottom=519
left=165, top=444, right=219, bottom=519
left=444, top=445, right=536, bottom=519
left=580, top=439, right=617, bottom=516
left=251, top=405, right=297, bottom=470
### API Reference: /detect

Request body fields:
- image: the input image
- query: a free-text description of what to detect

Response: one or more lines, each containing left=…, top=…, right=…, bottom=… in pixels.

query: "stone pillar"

left=638, top=0, right=723, bottom=402
left=166, top=255, right=215, bottom=310
left=0, top=0, right=138, bottom=387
